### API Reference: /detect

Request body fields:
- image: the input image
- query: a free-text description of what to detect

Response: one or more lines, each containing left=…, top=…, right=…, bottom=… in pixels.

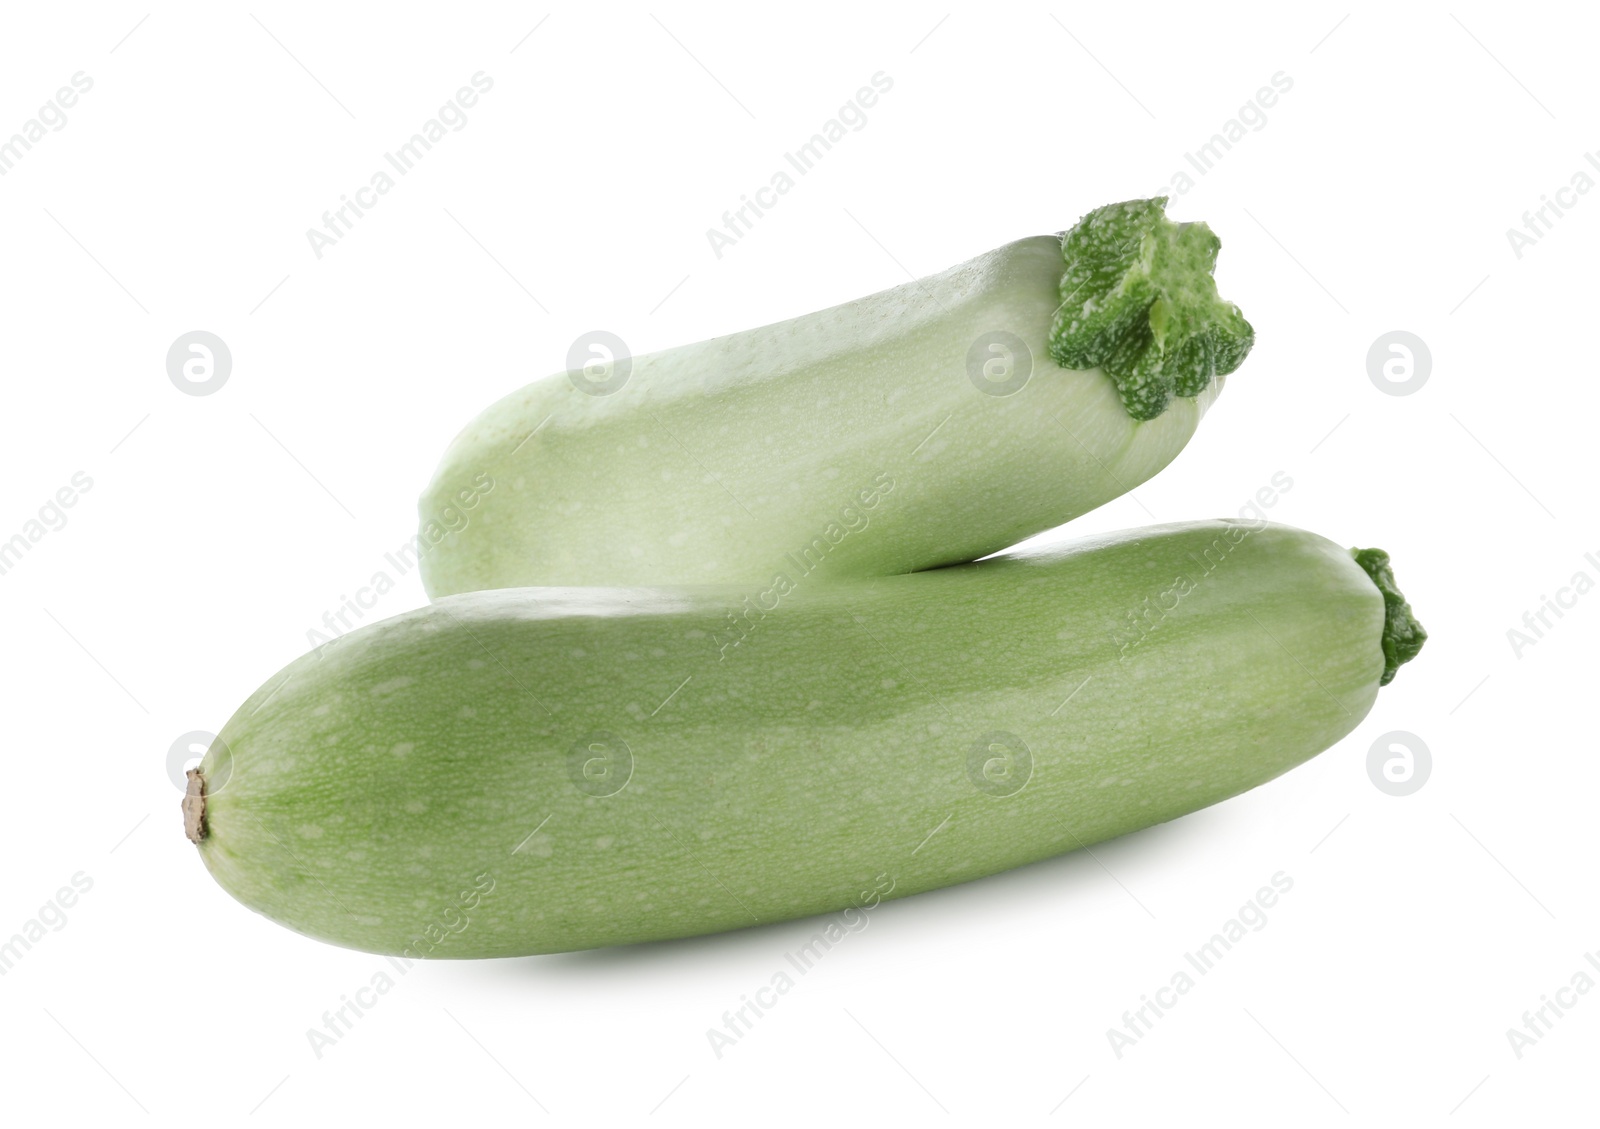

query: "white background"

left=0, top=1, right=1593, bottom=1124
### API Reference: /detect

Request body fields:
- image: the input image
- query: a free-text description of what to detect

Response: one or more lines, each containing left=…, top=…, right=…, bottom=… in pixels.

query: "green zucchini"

left=188, top=520, right=1421, bottom=957
left=418, top=198, right=1253, bottom=595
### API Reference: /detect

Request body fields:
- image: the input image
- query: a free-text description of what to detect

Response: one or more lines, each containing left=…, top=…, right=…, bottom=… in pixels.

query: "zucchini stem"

left=1351, top=548, right=1427, bottom=685
left=184, top=768, right=207, bottom=843
left=1049, top=197, right=1254, bottom=421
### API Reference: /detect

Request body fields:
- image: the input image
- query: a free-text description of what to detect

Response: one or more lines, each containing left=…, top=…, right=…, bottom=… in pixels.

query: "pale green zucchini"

left=418, top=198, right=1253, bottom=595
left=187, top=520, right=1422, bottom=957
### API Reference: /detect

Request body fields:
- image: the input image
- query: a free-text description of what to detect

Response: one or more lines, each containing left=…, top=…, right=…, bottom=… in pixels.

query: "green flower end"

left=1352, top=547, right=1427, bottom=686
left=1048, top=197, right=1254, bottom=421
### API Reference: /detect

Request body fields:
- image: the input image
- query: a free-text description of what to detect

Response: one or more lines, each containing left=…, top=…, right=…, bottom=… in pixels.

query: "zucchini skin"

left=418, top=235, right=1221, bottom=595
left=196, top=521, right=1385, bottom=957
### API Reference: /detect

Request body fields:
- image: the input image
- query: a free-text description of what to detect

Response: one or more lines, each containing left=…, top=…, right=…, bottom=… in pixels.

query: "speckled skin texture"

left=418, top=234, right=1222, bottom=595
left=196, top=522, right=1387, bottom=957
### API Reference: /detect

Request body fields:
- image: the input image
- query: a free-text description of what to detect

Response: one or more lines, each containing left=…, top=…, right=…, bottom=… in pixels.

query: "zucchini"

left=187, top=520, right=1421, bottom=957
left=418, top=198, right=1253, bottom=594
